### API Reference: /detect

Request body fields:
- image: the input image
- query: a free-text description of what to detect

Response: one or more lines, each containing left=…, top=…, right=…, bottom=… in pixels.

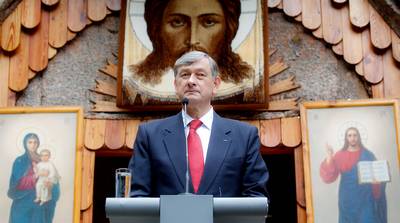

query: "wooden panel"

left=81, top=148, right=95, bottom=210
left=84, top=119, right=106, bottom=150
left=321, top=0, right=342, bottom=44
left=371, top=81, right=384, bottom=98
left=1, top=4, right=21, bottom=52
left=268, top=98, right=298, bottom=111
left=99, top=60, right=118, bottom=79
left=269, top=75, right=299, bottom=96
left=68, top=0, right=87, bottom=32
left=281, top=117, right=301, bottom=147
left=21, top=0, right=41, bottom=29
left=28, top=67, right=36, bottom=79
left=268, top=0, right=281, bottom=7
left=355, top=61, right=364, bottom=76
left=42, top=0, right=59, bottom=6
left=294, top=14, right=302, bottom=22
left=49, top=0, right=68, bottom=48
left=349, top=0, right=369, bottom=28
left=125, top=120, right=140, bottom=149
left=342, top=5, right=363, bottom=64
left=88, top=0, right=107, bottom=22
left=106, top=0, right=121, bottom=11
left=29, top=9, right=49, bottom=72
left=105, top=120, right=126, bottom=150
left=361, top=28, right=383, bottom=84
left=312, top=26, right=323, bottom=39
left=383, top=49, right=400, bottom=98
left=269, top=58, right=289, bottom=78
left=260, top=119, right=281, bottom=147
left=294, top=146, right=306, bottom=207
left=282, top=0, right=302, bottom=17
left=297, top=205, right=307, bottom=223
left=0, top=52, right=10, bottom=107
left=369, top=5, right=391, bottom=50
left=392, top=30, right=400, bottom=63
left=302, top=0, right=321, bottom=30
left=48, top=45, right=57, bottom=59
left=7, top=90, right=17, bottom=106
left=81, top=205, right=93, bottom=223
left=94, top=79, right=117, bottom=96
left=332, top=41, right=343, bottom=55
left=9, top=32, right=29, bottom=92
left=67, top=29, right=77, bottom=41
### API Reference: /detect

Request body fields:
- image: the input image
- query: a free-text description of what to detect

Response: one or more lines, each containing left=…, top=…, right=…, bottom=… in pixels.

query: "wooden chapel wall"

left=1, top=0, right=400, bottom=223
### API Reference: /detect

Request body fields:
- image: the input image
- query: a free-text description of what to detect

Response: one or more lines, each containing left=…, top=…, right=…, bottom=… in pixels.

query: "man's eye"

left=180, top=73, right=190, bottom=78
left=202, top=19, right=216, bottom=27
left=170, top=19, right=186, bottom=27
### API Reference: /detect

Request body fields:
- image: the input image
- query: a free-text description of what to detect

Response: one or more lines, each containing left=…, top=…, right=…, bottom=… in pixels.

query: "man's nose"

left=189, top=23, right=200, bottom=46
left=187, top=73, right=197, bottom=85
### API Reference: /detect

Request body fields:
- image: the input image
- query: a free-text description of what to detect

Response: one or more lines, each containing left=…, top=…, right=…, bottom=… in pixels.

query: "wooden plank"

left=267, top=98, right=298, bottom=111
left=68, top=29, right=77, bottom=41
left=383, top=49, right=400, bottom=98
left=88, top=0, right=107, bottom=22
left=49, top=0, right=68, bottom=48
left=84, top=119, right=106, bottom=150
left=302, top=0, right=321, bottom=30
left=342, top=5, right=363, bottom=65
left=81, top=205, right=93, bottom=223
left=106, top=0, right=121, bottom=11
left=361, top=28, right=383, bottom=84
left=28, top=68, right=36, bottom=79
left=42, top=0, right=59, bottom=6
left=369, top=5, right=391, bottom=50
left=94, top=79, right=117, bottom=97
left=125, top=120, right=140, bottom=149
left=281, top=117, right=301, bottom=147
left=321, top=0, right=342, bottom=44
left=297, top=205, right=307, bottom=223
left=91, top=100, right=131, bottom=112
left=371, top=81, right=384, bottom=98
left=312, top=26, right=323, bottom=39
left=68, top=0, right=87, bottom=32
left=7, top=90, right=17, bottom=106
left=99, top=59, right=118, bottom=79
left=81, top=148, right=95, bottom=210
left=1, top=3, right=21, bottom=52
left=349, top=0, right=369, bottom=28
left=269, top=75, right=300, bottom=96
left=48, top=45, right=57, bottom=59
left=294, top=146, right=306, bottom=207
left=260, top=119, right=281, bottom=147
left=0, top=52, right=10, bottom=107
left=269, top=58, right=289, bottom=77
left=294, top=14, right=302, bottom=22
left=21, top=0, right=41, bottom=29
left=355, top=61, right=364, bottom=76
left=9, top=31, right=29, bottom=92
left=29, top=9, right=49, bottom=72
left=268, top=0, right=281, bottom=8
left=277, top=2, right=283, bottom=9
left=332, top=41, right=343, bottom=55
left=282, top=0, right=302, bottom=17
left=105, top=120, right=126, bottom=150
left=391, top=30, right=400, bottom=62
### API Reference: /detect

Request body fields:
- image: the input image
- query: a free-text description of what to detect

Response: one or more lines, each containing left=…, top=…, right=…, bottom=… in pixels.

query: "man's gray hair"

left=173, top=51, right=219, bottom=78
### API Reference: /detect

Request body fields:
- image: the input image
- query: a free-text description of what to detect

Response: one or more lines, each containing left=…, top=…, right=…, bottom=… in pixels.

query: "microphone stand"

left=181, top=98, right=191, bottom=195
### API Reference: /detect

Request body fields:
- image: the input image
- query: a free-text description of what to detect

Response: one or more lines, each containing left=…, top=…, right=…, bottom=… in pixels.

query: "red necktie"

left=188, top=119, right=204, bottom=193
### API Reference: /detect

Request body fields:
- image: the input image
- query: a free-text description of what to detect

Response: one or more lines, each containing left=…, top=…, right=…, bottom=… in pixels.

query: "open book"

left=357, top=160, right=391, bottom=184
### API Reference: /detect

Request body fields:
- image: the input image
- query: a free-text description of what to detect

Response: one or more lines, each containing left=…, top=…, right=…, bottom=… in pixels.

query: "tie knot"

left=189, top=119, right=202, bottom=130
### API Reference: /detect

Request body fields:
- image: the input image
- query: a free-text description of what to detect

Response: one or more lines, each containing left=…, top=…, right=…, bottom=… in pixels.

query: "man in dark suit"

left=128, top=51, right=269, bottom=197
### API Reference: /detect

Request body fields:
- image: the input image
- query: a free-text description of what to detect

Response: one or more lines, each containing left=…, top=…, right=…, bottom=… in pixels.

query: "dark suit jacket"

left=128, top=111, right=269, bottom=197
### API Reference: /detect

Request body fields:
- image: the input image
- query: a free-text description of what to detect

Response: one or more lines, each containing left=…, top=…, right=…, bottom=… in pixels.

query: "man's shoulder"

left=139, top=113, right=180, bottom=129
left=216, top=114, right=257, bottom=131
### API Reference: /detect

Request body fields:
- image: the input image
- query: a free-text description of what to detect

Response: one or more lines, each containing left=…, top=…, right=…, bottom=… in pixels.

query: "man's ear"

left=213, top=76, right=221, bottom=94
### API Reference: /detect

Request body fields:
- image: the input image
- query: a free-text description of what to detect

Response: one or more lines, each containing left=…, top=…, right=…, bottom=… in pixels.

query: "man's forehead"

left=177, top=58, right=211, bottom=73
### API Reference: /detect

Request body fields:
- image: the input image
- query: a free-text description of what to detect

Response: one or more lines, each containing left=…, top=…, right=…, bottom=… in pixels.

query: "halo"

left=16, top=127, right=46, bottom=154
left=128, top=0, right=257, bottom=51
left=336, top=121, right=368, bottom=147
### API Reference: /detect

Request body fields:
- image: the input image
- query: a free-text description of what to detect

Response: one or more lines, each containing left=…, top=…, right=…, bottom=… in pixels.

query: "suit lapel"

left=198, top=112, right=232, bottom=194
left=162, top=112, right=187, bottom=190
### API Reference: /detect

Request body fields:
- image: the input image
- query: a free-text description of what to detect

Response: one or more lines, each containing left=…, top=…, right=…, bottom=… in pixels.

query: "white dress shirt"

left=182, top=107, right=214, bottom=163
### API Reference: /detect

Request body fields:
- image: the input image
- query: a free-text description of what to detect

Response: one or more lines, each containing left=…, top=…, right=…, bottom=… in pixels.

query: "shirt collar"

left=182, top=107, right=214, bottom=130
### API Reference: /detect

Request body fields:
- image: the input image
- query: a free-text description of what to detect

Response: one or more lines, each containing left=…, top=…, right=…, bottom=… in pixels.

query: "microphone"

left=181, top=98, right=191, bottom=195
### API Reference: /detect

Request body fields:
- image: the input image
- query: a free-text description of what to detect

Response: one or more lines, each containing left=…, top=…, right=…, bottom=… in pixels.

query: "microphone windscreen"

left=181, top=98, right=189, bottom=105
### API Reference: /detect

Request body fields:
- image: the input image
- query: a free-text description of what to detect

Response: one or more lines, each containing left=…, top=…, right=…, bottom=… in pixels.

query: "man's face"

left=174, top=58, right=221, bottom=107
left=161, top=0, right=226, bottom=61
left=346, top=129, right=359, bottom=147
